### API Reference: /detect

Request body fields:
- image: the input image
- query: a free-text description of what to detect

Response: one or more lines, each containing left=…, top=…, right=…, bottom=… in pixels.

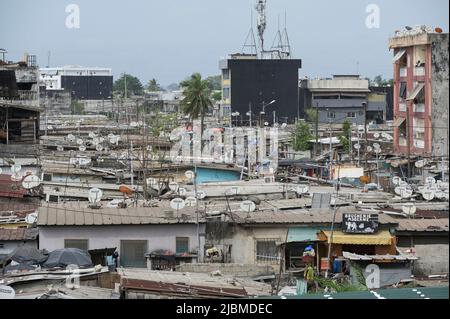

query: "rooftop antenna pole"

left=47, top=51, right=51, bottom=68
left=256, top=0, right=267, bottom=56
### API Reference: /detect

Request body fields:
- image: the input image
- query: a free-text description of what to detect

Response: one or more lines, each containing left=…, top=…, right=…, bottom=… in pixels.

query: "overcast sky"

left=1, top=0, right=448, bottom=86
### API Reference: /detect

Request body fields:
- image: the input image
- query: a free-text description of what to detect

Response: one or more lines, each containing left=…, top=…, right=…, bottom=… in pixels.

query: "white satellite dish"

left=107, top=199, right=123, bottom=208
left=434, top=190, right=445, bottom=200
left=374, top=133, right=380, bottom=139
left=415, top=160, right=425, bottom=168
left=400, top=188, right=413, bottom=199
left=402, top=203, right=416, bottom=216
left=168, top=182, right=179, bottom=192
left=374, top=148, right=382, bottom=154
left=392, top=176, right=402, bottom=186
left=96, top=145, right=103, bottom=152
left=295, top=185, right=309, bottom=195
left=422, top=189, right=435, bottom=201
left=240, top=200, right=256, bottom=213
left=10, top=173, right=22, bottom=182
left=92, top=137, right=100, bottom=146
left=76, top=139, right=84, bottom=145
left=67, top=134, right=75, bottom=142
left=57, top=145, right=64, bottom=152
left=354, top=143, right=361, bottom=150
left=264, top=122, right=269, bottom=126
left=108, top=133, right=114, bottom=139
left=373, top=143, right=380, bottom=149
left=366, top=146, right=373, bottom=153
left=22, top=175, right=41, bottom=189
left=25, top=212, right=38, bottom=224
left=178, top=187, right=187, bottom=196
left=88, top=132, right=96, bottom=138
left=357, top=125, right=365, bottom=133
left=196, top=190, right=206, bottom=200
left=88, top=188, right=103, bottom=204
left=170, top=198, right=186, bottom=210
left=281, top=123, right=288, bottom=129
left=79, top=145, right=86, bottom=152
left=11, top=164, right=22, bottom=174
left=443, top=190, right=449, bottom=200
left=185, top=196, right=197, bottom=207
left=185, top=170, right=195, bottom=180
left=399, top=181, right=408, bottom=187
left=226, top=186, right=241, bottom=196
left=426, top=177, right=436, bottom=184
left=0, top=285, right=15, bottom=299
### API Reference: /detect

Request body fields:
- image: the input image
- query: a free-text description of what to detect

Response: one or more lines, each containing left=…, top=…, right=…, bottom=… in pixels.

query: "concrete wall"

left=39, top=224, right=206, bottom=265
left=350, top=262, right=412, bottom=287
left=317, top=107, right=365, bottom=125
left=431, top=34, right=449, bottom=157
left=176, top=263, right=275, bottom=277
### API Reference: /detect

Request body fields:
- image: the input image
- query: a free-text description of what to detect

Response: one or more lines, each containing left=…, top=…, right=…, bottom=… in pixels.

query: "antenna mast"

left=256, top=0, right=267, bottom=54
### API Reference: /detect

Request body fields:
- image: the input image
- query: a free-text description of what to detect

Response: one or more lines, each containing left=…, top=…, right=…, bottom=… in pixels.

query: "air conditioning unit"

left=264, top=176, right=274, bottom=183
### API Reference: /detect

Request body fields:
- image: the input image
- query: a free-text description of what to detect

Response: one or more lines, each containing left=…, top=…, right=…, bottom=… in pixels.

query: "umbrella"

left=10, top=246, right=48, bottom=264
left=43, top=248, right=93, bottom=268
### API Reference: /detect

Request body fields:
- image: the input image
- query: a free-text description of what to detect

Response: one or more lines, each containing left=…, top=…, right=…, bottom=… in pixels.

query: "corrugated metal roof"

left=0, top=227, right=38, bottom=241
left=343, top=251, right=417, bottom=261
left=396, top=218, right=449, bottom=232
left=321, top=230, right=393, bottom=245
left=37, top=204, right=205, bottom=226
left=0, top=174, right=26, bottom=198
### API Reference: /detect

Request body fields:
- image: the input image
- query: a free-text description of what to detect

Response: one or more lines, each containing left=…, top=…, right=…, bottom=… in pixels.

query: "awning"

left=393, top=49, right=407, bottom=63
left=342, top=251, right=418, bottom=261
left=406, top=83, right=425, bottom=101
left=287, top=227, right=320, bottom=243
left=320, top=230, right=393, bottom=245
left=392, top=117, right=406, bottom=127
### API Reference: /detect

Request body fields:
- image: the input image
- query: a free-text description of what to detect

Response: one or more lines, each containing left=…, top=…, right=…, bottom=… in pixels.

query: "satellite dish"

left=366, top=146, right=373, bottom=152
left=264, top=122, right=269, bottom=126
left=185, top=196, right=197, bottom=207
left=10, top=173, right=22, bottom=182
left=399, top=181, right=408, bottom=187
left=25, top=212, right=38, bottom=224
left=79, top=145, right=86, bottom=151
left=402, top=203, right=416, bottom=216
left=88, top=188, right=103, bottom=204
left=96, top=145, right=103, bottom=152
left=107, top=199, right=123, bottom=208
left=67, top=134, right=75, bottom=142
left=281, top=123, right=288, bottom=129
left=374, top=133, right=380, bottom=139
left=240, top=200, right=256, bottom=213
left=119, top=185, right=134, bottom=196
left=0, top=285, right=15, bottom=299
left=22, top=175, right=41, bottom=189
left=11, top=164, right=22, bottom=174
left=178, top=187, right=187, bottom=196
left=196, top=190, right=206, bottom=200
left=57, top=145, right=64, bottom=151
left=226, top=186, right=241, bottom=196
left=170, top=198, right=186, bottom=210
left=76, top=139, right=84, bottom=145
left=92, top=137, right=100, bottom=146
left=426, top=177, right=436, bottom=184
left=434, top=190, right=445, bottom=200
left=392, top=176, right=402, bottom=186
left=354, top=143, right=361, bottom=150
left=357, top=125, right=365, bottom=133
left=169, top=182, right=179, bottom=192
left=415, top=160, right=425, bottom=168
left=185, top=170, right=195, bottom=180
left=373, top=143, right=380, bottom=149
left=88, top=132, right=96, bottom=138
left=294, top=185, right=309, bottom=195
left=400, top=188, right=413, bottom=199
left=422, top=189, right=435, bottom=201
left=374, top=148, right=382, bottom=154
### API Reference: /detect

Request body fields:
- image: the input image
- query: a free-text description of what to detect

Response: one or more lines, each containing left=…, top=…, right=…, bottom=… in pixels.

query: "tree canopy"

left=113, top=74, right=144, bottom=97
left=146, top=78, right=164, bottom=92
left=292, top=121, right=313, bottom=152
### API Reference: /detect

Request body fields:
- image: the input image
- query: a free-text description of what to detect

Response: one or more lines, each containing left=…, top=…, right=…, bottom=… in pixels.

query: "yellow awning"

left=320, top=230, right=393, bottom=245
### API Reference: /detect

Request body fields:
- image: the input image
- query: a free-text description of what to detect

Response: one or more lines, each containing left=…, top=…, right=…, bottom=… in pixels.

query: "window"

left=347, top=112, right=356, bottom=118
left=64, top=239, right=88, bottom=251
left=176, top=237, right=189, bottom=254
left=223, top=88, right=230, bottom=99
left=0, top=243, right=4, bottom=249
left=327, top=112, right=335, bottom=119
left=256, top=239, right=279, bottom=264
left=222, top=69, right=230, bottom=80
left=414, top=46, right=426, bottom=67
left=399, top=82, right=407, bottom=100
left=120, top=240, right=147, bottom=268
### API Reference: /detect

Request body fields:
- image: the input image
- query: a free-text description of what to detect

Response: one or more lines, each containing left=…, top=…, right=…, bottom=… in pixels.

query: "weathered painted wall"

left=431, top=34, right=449, bottom=157
left=0, top=240, right=37, bottom=256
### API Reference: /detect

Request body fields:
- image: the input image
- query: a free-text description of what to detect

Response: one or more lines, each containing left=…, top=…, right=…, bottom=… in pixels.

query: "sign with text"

left=343, top=213, right=379, bottom=234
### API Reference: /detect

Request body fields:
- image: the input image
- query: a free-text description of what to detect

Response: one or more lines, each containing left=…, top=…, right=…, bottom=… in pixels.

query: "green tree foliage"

left=204, top=75, right=221, bottom=91
left=339, top=119, right=351, bottom=153
left=211, top=91, right=222, bottom=101
left=180, top=73, right=213, bottom=142
left=305, top=108, right=318, bottom=124
left=292, top=121, right=313, bottom=151
left=146, top=78, right=164, bottom=92
left=113, top=74, right=144, bottom=97
left=371, top=75, right=394, bottom=87
left=71, top=100, right=84, bottom=115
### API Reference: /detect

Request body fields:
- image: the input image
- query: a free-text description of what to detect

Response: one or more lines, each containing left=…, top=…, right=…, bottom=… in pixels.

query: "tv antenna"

left=241, top=7, right=258, bottom=56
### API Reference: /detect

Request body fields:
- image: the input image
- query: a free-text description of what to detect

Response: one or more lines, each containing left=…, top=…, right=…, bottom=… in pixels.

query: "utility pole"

left=248, top=102, right=252, bottom=128
left=349, top=125, right=352, bottom=164
left=363, top=102, right=368, bottom=174
left=193, top=164, right=201, bottom=263
left=315, top=102, right=319, bottom=157
left=329, top=122, right=333, bottom=181
left=441, top=139, right=446, bottom=182
left=273, top=110, right=276, bottom=127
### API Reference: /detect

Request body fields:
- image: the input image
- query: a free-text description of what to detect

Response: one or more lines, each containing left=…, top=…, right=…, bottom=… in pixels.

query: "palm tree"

left=180, top=73, right=213, bottom=144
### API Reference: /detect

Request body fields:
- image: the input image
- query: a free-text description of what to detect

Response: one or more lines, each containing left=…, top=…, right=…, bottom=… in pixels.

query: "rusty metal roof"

left=0, top=227, right=38, bottom=241
left=396, top=218, right=449, bottom=232
left=0, top=174, right=26, bottom=198
left=37, top=203, right=205, bottom=226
